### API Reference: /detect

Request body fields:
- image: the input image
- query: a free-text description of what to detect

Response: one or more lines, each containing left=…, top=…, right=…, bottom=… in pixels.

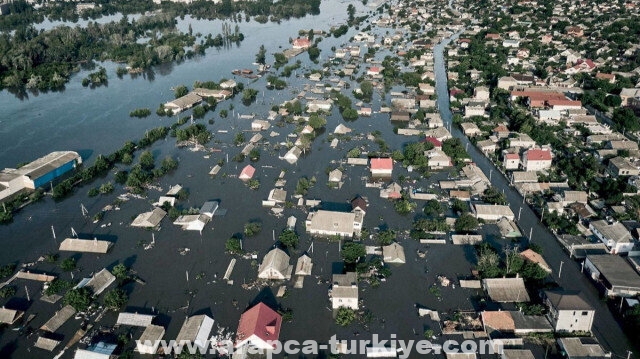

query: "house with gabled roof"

left=543, top=290, right=594, bottom=332
left=235, top=302, right=282, bottom=351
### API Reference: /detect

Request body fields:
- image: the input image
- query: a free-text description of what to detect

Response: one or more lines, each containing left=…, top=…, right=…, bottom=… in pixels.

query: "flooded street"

left=0, top=1, right=484, bottom=358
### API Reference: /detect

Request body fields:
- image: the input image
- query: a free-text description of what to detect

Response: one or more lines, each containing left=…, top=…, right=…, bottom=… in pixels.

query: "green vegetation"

left=295, top=177, right=314, bottom=195
left=225, top=236, right=243, bottom=254
left=279, top=229, right=299, bottom=248
left=0, top=286, right=16, bottom=298
left=81, top=67, right=108, bottom=87
left=377, top=229, right=396, bottom=245
left=63, top=287, right=92, bottom=311
left=234, top=132, right=245, bottom=146
left=247, top=179, right=260, bottom=190
left=394, top=193, right=417, bottom=215
left=423, top=199, right=444, bottom=217
left=331, top=24, right=349, bottom=38
left=335, top=307, right=356, bottom=326
left=242, top=88, right=259, bottom=105
left=104, top=288, right=128, bottom=310
left=60, top=257, right=76, bottom=272
left=410, top=218, right=448, bottom=239
left=0, top=263, right=16, bottom=278
left=341, top=242, right=366, bottom=263
left=454, top=213, right=478, bottom=233
left=308, top=114, right=327, bottom=130
left=266, top=75, right=287, bottom=90
left=244, top=222, right=262, bottom=237
left=482, top=186, right=507, bottom=205
left=442, top=138, right=469, bottom=166
left=255, top=44, right=267, bottom=65
left=401, top=141, right=434, bottom=168
left=44, top=279, right=74, bottom=296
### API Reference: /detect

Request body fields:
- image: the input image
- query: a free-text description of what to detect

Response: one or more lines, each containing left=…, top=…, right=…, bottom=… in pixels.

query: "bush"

left=63, top=287, right=92, bottom=311
left=335, top=307, right=356, bottom=326
left=104, top=288, right=128, bottom=310
left=225, top=237, right=243, bottom=254
left=244, top=222, right=262, bottom=237
left=61, top=257, right=76, bottom=272
left=279, top=229, right=299, bottom=248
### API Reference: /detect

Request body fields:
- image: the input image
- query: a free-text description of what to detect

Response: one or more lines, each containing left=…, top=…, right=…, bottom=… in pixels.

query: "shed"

left=382, top=243, right=406, bottom=263
left=41, top=305, right=76, bottom=332
left=82, top=268, right=116, bottom=295
left=482, top=277, right=530, bottom=302
left=0, top=307, right=24, bottom=325
left=117, top=312, right=155, bottom=327
left=239, top=165, right=256, bottom=180
left=131, top=208, right=167, bottom=228
left=295, top=254, right=313, bottom=276
left=258, top=248, right=293, bottom=280
left=329, top=169, right=343, bottom=183
left=137, top=324, right=165, bottom=354
left=59, top=238, right=113, bottom=254
left=34, top=336, right=61, bottom=351
left=176, top=315, right=215, bottom=349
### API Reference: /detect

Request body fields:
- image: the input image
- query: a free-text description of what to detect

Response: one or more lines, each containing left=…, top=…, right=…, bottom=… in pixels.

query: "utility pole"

left=529, top=227, right=533, bottom=242
left=518, top=206, right=523, bottom=221
left=559, top=261, right=564, bottom=279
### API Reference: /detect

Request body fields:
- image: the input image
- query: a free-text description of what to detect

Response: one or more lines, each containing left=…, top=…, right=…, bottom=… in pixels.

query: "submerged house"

left=235, top=302, right=282, bottom=351
left=330, top=272, right=358, bottom=310
left=258, top=248, right=293, bottom=280
left=175, top=315, right=214, bottom=350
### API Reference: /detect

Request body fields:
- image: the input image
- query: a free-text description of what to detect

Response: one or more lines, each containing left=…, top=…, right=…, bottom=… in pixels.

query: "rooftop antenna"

left=51, top=226, right=56, bottom=240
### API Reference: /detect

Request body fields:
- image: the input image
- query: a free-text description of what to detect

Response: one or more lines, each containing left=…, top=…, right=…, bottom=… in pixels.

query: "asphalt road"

left=432, top=31, right=634, bottom=357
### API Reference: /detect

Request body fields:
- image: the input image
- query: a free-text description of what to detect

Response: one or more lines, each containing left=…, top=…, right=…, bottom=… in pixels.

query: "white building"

left=589, top=220, right=634, bottom=254
left=258, top=248, right=293, bottom=280
left=544, top=290, right=595, bottom=333
left=330, top=272, right=359, bottom=310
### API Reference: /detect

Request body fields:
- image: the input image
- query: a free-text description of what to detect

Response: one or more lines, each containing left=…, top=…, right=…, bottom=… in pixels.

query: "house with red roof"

left=424, top=136, right=442, bottom=150
left=367, top=66, right=382, bottom=76
left=234, top=302, right=282, bottom=351
left=504, top=152, right=520, bottom=170
left=522, top=149, right=552, bottom=172
left=292, top=37, right=311, bottom=49
left=370, top=158, right=393, bottom=176
left=239, top=165, right=256, bottom=180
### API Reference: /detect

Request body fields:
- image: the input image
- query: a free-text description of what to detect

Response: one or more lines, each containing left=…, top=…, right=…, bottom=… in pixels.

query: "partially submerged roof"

left=0, top=307, right=23, bottom=324
left=34, top=336, right=61, bottom=351
left=520, top=249, right=552, bottom=273
left=139, top=324, right=165, bottom=343
left=176, top=315, right=214, bottom=343
left=131, top=208, right=167, bottom=228
left=235, top=302, right=282, bottom=348
left=117, top=312, right=155, bottom=327
left=41, top=305, right=76, bottom=332
left=482, top=277, right=530, bottom=302
left=295, top=254, right=313, bottom=276
left=59, top=238, right=113, bottom=254
left=83, top=268, right=116, bottom=296
left=481, top=310, right=515, bottom=331
left=382, top=242, right=406, bottom=263
left=557, top=337, right=608, bottom=359
left=586, top=254, right=640, bottom=289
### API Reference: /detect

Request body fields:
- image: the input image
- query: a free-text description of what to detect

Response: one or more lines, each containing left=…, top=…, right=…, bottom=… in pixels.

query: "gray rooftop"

left=41, top=305, right=76, bottom=332
left=482, top=277, right=530, bottom=302
left=15, top=151, right=81, bottom=180
left=586, top=254, right=640, bottom=289
left=544, top=290, right=593, bottom=311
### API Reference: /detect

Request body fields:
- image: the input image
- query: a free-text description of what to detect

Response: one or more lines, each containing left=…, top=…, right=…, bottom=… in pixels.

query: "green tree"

left=104, top=288, right=128, bottom=310
left=454, top=213, right=478, bottom=233
left=174, top=85, right=188, bottom=98
left=341, top=242, right=366, bottom=263
left=244, top=222, right=262, bottom=237
left=255, top=44, right=266, bottom=65
left=423, top=199, right=444, bottom=217
left=61, top=257, right=76, bottom=272
left=112, top=263, right=128, bottom=281
left=0, top=286, right=16, bottom=298
left=234, top=132, right=245, bottom=145
left=612, top=107, right=640, bottom=132
left=335, top=307, right=356, bottom=326
left=482, top=186, right=507, bottom=205
left=308, top=46, right=321, bottom=61
left=452, top=198, right=468, bottom=214
left=279, top=229, right=299, bottom=248
left=308, top=114, right=327, bottom=129
left=225, top=236, right=243, bottom=254
left=161, top=156, right=178, bottom=172
left=139, top=150, right=155, bottom=171
left=0, top=264, right=16, bottom=278
left=377, top=229, right=396, bottom=245
left=64, top=287, right=92, bottom=311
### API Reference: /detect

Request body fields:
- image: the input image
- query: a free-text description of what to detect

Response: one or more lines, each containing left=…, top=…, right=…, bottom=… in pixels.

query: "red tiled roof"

left=235, top=303, right=282, bottom=348
left=482, top=311, right=515, bottom=331
left=494, top=125, right=509, bottom=132
left=505, top=153, right=520, bottom=160
left=292, top=38, right=311, bottom=47
left=526, top=149, right=552, bottom=161
left=370, top=158, right=393, bottom=171
left=239, top=165, right=256, bottom=179
left=369, top=66, right=381, bottom=73
left=547, top=99, right=582, bottom=107
left=424, top=136, right=442, bottom=147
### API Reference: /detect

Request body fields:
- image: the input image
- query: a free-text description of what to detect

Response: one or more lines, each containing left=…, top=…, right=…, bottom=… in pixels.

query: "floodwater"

left=2, top=1, right=621, bottom=359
